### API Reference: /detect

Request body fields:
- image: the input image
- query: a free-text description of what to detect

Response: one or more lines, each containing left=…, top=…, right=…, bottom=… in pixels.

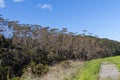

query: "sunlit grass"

left=75, top=56, right=120, bottom=80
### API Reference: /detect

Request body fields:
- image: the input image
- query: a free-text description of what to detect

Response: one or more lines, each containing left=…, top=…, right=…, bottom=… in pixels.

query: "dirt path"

left=99, top=62, right=120, bottom=80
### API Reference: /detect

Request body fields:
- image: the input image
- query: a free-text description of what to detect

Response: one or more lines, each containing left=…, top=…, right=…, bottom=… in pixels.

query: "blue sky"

left=0, top=0, right=120, bottom=41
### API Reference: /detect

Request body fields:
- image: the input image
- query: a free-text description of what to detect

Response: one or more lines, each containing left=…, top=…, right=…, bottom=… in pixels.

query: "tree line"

left=0, top=15, right=120, bottom=79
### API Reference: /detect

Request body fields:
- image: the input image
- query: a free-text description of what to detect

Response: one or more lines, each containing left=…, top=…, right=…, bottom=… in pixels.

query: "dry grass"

left=39, top=60, right=84, bottom=80
left=20, top=60, right=84, bottom=80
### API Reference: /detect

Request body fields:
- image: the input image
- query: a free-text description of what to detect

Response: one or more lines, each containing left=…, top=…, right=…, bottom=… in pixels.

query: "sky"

left=0, top=0, right=120, bottom=41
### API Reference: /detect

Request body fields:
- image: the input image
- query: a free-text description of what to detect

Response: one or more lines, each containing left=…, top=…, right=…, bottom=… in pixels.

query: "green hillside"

left=75, top=56, right=120, bottom=80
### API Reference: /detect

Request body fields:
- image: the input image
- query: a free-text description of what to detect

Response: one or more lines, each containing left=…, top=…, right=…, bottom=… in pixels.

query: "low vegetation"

left=17, top=60, right=84, bottom=80
left=75, top=56, right=120, bottom=80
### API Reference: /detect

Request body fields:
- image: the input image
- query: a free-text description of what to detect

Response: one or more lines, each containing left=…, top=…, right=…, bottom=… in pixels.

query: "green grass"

left=75, top=56, right=120, bottom=80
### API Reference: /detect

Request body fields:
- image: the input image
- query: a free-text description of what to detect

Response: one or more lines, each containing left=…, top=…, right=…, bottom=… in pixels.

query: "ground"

left=99, top=62, right=120, bottom=80
left=16, top=56, right=120, bottom=80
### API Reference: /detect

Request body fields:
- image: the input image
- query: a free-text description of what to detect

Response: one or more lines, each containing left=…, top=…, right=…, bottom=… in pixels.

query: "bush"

left=10, top=77, right=20, bottom=80
left=32, top=63, right=49, bottom=76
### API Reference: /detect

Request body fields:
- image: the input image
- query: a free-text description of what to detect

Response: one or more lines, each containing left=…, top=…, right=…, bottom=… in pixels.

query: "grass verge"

left=75, top=56, right=120, bottom=80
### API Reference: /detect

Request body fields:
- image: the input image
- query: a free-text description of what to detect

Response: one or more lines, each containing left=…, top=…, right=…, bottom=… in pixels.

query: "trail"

left=99, top=62, right=120, bottom=80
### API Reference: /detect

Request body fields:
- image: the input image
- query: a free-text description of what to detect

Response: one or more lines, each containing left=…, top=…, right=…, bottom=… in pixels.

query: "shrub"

left=10, top=77, right=20, bottom=80
left=32, top=63, right=49, bottom=76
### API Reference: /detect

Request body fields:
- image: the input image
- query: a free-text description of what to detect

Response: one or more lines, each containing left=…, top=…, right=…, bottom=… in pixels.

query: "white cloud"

left=0, top=0, right=5, bottom=8
left=13, top=0, right=24, bottom=2
left=37, top=4, right=53, bottom=11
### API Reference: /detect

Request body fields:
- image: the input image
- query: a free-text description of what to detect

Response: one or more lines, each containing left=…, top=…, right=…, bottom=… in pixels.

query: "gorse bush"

left=10, top=77, right=20, bottom=80
left=32, top=64, right=49, bottom=76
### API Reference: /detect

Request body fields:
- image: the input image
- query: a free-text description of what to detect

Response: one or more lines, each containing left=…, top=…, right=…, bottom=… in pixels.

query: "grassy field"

left=75, top=56, right=120, bottom=80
